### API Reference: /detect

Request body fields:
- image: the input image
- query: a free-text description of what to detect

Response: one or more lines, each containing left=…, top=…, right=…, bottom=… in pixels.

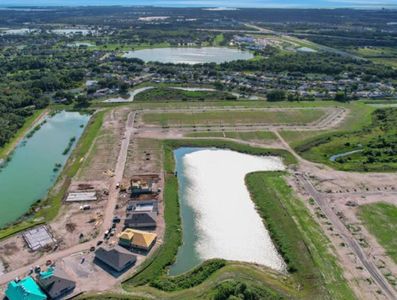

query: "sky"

left=1, top=0, right=397, bottom=8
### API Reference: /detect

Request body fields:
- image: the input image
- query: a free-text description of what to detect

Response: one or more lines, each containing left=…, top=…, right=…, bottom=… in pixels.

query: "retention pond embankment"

left=0, top=111, right=90, bottom=228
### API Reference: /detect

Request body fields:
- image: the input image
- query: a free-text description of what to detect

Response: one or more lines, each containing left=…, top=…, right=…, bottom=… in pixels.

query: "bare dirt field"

left=0, top=233, right=50, bottom=273
left=307, top=169, right=397, bottom=194
left=124, top=138, right=162, bottom=178
left=287, top=175, right=393, bottom=300
left=50, top=204, right=104, bottom=250
left=77, top=108, right=130, bottom=182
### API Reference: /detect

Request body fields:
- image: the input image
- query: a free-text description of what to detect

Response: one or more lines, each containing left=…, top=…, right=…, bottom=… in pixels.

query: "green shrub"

left=213, top=280, right=284, bottom=300
left=151, top=259, right=226, bottom=291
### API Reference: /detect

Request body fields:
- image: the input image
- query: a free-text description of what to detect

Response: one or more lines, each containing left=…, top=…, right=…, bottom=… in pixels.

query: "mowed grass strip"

left=142, top=109, right=325, bottom=126
left=84, top=263, right=297, bottom=300
left=358, top=203, right=397, bottom=264
left=281, top=102, right=374, bottom=149
left=134, top=87, right=235, bottom=102
left=246, top=172, right=355, bottom=299
left=187, top=131, right=277, bottom=142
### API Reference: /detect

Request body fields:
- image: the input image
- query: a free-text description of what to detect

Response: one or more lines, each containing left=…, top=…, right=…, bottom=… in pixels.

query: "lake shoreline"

left=123, top=46, right=254, bottom=64
left=170, top=147, right=286, bottom=275
left=0, top=111, right=90, bottom=229
left=0, top=109, right=49, bottom=163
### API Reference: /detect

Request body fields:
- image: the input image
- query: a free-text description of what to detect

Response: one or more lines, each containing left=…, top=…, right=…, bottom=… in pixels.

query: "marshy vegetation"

left=62, top=136, right=77, bottom=155
left=297, top=108, right=397, bottom=171
left=26, top=120, right=47, bottom=139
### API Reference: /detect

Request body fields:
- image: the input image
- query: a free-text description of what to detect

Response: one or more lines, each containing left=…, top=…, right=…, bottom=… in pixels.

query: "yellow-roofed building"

left=119, top=228, right=157, bottom=251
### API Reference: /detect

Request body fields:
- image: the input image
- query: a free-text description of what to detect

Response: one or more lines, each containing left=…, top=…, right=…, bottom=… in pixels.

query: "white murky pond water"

left=170, top=148, right=287, bottom=274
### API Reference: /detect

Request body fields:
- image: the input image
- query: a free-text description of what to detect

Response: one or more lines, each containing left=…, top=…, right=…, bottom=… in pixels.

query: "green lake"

left=169, top=147, right=203, bottom=275
left=0, top=111, right=90, bottom=228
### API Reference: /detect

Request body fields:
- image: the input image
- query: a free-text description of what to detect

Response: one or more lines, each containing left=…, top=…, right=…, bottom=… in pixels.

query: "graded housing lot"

left=139, top=108, right=327, bottom=127
left=1, top=101, right=397, bottom=300
left=77, top=108, right=130, bottom=182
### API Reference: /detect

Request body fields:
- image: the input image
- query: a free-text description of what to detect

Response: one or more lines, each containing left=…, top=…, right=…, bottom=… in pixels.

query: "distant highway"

left=198, top=23, right=365, bottom=60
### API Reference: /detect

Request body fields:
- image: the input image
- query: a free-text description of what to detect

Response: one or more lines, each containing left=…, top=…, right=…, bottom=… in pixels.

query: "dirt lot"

left=77, top=108, right=130, bottom=182
left=124, top=138, right=162, bottom=178
left=285, top=151, right=397, bottom=299
left=307, top=168, right=397, bottom=194
left=0, top=233, right=50, bottom=273
left=51, top=204, right=104, bottom=250
left=333, top=195, right=397, bottom=290
left=287, top=175, right=392, bottom=300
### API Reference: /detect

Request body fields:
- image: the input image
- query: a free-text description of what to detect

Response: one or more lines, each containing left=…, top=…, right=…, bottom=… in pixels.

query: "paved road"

left=199, top=23, right=364, bottom=60
left=297, top=173, right=397, bottom=300
left=0, top=111, right=136, bottom=286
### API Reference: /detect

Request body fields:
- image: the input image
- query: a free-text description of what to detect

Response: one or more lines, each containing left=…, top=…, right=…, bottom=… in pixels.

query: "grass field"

left=281, top=102, right=374, bottom=147
left=212, top=33, right=224, bottom=46
left=358, top=203, right=397, bottom=264
left=0, top=110, right=104, bottom=240
left=289, top=106, right=397, bottom=172
left=349, top=47, right=397, bottom=69
left=186, top=131, right=277, bottom=142
left=134, top=87, right=235, bottom=102
left=96, top=97, right=347, bottom=110
left=245, top=172, right=354, bottom=299
left=83, top=263, right=298, bottom=299
left=141, top=109, right=326, bottom=127
left=280, top=102, right=386, bottom=171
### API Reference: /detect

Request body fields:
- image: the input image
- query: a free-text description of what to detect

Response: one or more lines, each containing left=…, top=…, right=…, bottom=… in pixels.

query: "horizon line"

left=1, top=4, right=397, bottom=9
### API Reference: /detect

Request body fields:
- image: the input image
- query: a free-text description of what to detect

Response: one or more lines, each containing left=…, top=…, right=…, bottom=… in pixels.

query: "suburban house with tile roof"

left=118, top=228, right=157, bottom=251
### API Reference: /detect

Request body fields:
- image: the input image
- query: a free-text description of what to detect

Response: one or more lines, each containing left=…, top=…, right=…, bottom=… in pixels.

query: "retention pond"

left=169, top=147, right=286, bottom=275
left=0, top=111, right=90, bottom=228
left=123, top=47, right=253, bottom=64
